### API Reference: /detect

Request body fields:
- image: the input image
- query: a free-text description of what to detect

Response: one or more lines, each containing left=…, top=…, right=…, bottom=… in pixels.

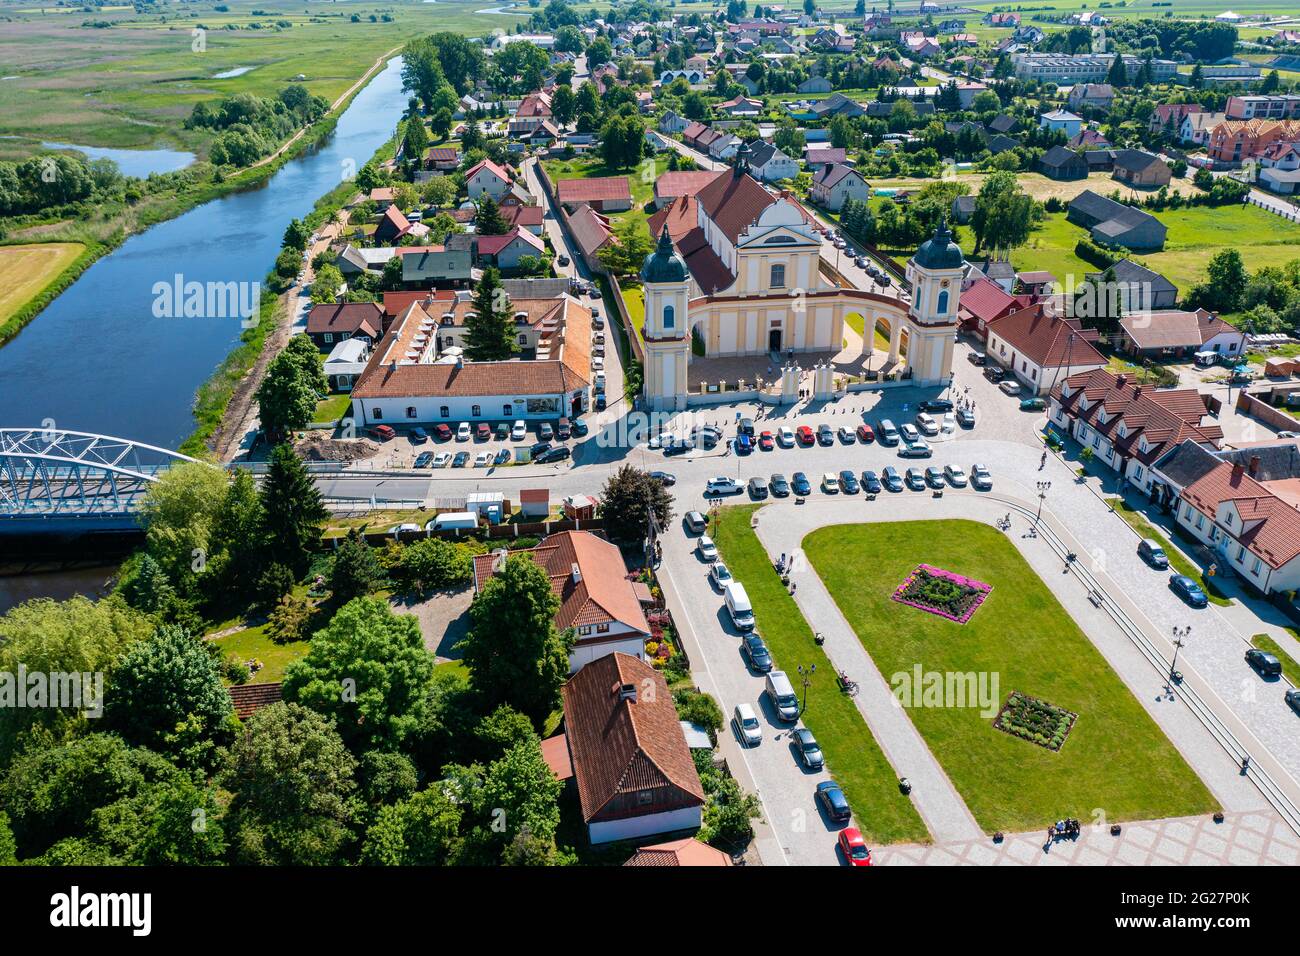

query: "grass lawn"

left=0, top=242, right=85, bottom=324
left=542, top=153, right=670, bottom=237
left=1105, top=355, right=1173, bottom=387
left=210, top=623, right=309, bottom=685
left=1107, top=498, right=1233, bottom=607
left=1252, top=634, right=1300, bottom=687
left=804, top=519, right=1217, bottom=833
left=714, top=506, right=930, bottom=845
left=620, top=281, right=646, bottom=351
left=312, top=393, right=352, bottom=424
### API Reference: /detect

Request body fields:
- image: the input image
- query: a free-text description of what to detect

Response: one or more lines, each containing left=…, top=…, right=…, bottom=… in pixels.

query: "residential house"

left=569, top=204, right=618, bottom=272
left=809, top=163, right=870, bottom=212
left=1039, top=145, right=1088, bottom=180
left=465, top=159, right=514, bottom=200
left=653, top=170, right=719, bottom=208
left=985, top=11, right=1020, bottom=26
left=1112, top=149, right=1172, bottom=188
left=1088, top=258, right=1179, bottom=311
left=804, top=147, right=847, bottom=171
left=1067, top=190, right=1168, bottom=251
left=988, top=114, right=1021, bottom=136
left=422, top=146, right=461, bottom=172
left=501, top=203, right=545, bottom=236
left=1039, top=109, right=1083, bottom=139
left=400, top=236, right=475, bottom=287
left=323, top=338, right=371, bottom=392
left=476, top=226, right=546, bottom=271
left=1225, top=94, right=1300, bottom=121
left=1181, top=111, right=1225, bottom=147
left=986, top=304, right=1108, bottom=394
left=557, top=177, right=634, bottom=213
left=957, top=276, right=1019, bottom=339
left=950, top=194, right=976, bottom=224
left=1067, top=83, right=1115, bottom=112
left=306, top=302, right=384, bottom=351
left=955, top=82, right=988, bottom=109
left=810, top=92, right=867, bottom=120
left=337, top=243, right=398, bottom=277
left=369, top=187, right=395, bottom=210
left=658, top=110, right=691, bottom=135
left=717, top=95, right=764, bottom=118
left=798, top=75, right=832, bottom=94
left=374, top=205, right=425, bottom=244
left=747, top=141, right=800, bottom=183
left=660, top=69, right=705, bottom=86
left=1069, top=128, right=1112, bottom=151
left=1149, top=104, right=1203, bottom=138
left=1208, top=118, right=1300, bottom=165
left=507, top=91, right=553, bottom=136
left=1118, top=309, right=1246, bottom=360
left=562, top=652, right=705, bottom=845
left=1016, top=271, right=1057, bottom=296
left=624, top=838, right=731, bottom=867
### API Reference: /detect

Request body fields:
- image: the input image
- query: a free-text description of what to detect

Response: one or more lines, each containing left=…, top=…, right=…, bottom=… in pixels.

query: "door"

left=768, top=329, right=782, bottom=353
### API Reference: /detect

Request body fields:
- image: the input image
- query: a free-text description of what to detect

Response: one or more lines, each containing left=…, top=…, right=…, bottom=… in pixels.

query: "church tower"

left=640, top=226, right=691, bottom=412
left=904, top=219, right=964, bottom=387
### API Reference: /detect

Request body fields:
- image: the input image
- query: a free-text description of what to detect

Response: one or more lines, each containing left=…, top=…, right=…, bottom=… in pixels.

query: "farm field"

left=0, top=242, right=85, bottom=325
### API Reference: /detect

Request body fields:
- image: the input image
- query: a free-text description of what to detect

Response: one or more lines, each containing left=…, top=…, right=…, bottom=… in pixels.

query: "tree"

left=103, top=625, right=235, bottom=769
left=428, top=31, right=485, bottom=95
left=266, top=592, right=314, bottom=644
left=122, top=553, right=173, bottom=614
left=395, top=537, right=473, bottom=593
left=283, top=596, right=435, bottom=752
left=803, top=0, right=815, bottom=14
left=600, top=113, right=646, bottom=170
left=139, top=461, right=230, bottom=597
left=421, top=174, right=458, bottom=209
left=259, top=443, right=328, bottom=576
left=361, top=787, right=462, bottom=865
left=599, top=464, right=674, bottom=544
left=476, top=740, right=564, bottom=848
left=550, top=84, right=576, bottom=128
left=401, top=36, right=451, bottom=108
left=431, top=107, right=454, bottom=141
left=597, top=219, right=654, bottom=276
left=970, top=170, right=1035, bottom=255
left=463, top=266, right=518, bottom=361
left=458, top=553, right=572, bottom=726
left=207, top=468, right=265, bottom=601
left=1106, top=52, right=1127, bottom=87
left=774, top=120, right=805, bottom=157
left=219, top=702, right=358, bottom=866
left=256, top=350, right=319, bottom=436
left=329, top=530, right=380, bottom=604
left=587, top=37, right=612, bottom=69
left=1206, top=248, right=1247, bottom=312
left=476, top=195, right=508, bottom=236
left=402, top=116, right=429, bottom=162
left=282, top=218, right=310, bottom=251
left=311, top=262, right=343, bottom=304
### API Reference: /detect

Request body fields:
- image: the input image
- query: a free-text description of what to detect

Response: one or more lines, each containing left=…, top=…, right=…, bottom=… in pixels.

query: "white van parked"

left=724, top=581, right=755, bottom=631
left=423, top=512, right=478, bottom=532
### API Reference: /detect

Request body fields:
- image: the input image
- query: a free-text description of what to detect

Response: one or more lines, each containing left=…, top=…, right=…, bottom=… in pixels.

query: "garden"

left=804, top=519, right=1217, bottom=833
left=892, top=565, right=992, bottom=624
left=993, top=692, right=1078, bottom=753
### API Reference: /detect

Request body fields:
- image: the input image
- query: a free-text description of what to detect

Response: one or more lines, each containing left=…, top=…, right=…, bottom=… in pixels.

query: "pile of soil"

left=295, top=432, right=378, bottom=462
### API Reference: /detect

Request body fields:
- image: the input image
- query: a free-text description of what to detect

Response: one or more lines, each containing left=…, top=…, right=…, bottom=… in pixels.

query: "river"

left=0, top=56, right=406, bottom=450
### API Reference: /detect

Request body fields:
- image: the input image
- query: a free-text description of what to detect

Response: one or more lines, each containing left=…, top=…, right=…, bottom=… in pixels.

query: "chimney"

left=1116, top=374, right=1127, bottom=388
left=571, top=562, right=582, bottom=584
left=1249, top=455, right=1261, bottom=477
left=491, top=548, right=508, bottom=574
left=617, top=682, right=637, bottom=703
left=1232, top=461, right=1245, bottom=481
left=455, top=354, right=464, bottom=369
left=1133, top=385, right=1142, bottom=397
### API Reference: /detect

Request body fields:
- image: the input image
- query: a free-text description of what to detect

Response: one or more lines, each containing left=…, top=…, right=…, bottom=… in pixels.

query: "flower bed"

left=993, top=691, right=1077, bottom=752
left=891, top=564, right=992, bottom=624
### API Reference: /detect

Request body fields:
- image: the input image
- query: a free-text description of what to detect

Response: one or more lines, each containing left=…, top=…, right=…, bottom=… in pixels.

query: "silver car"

left=734, top=703, right=762, bottom=747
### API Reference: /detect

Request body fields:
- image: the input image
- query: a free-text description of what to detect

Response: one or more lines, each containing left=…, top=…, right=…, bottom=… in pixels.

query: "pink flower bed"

left=891, top=564, right=992, bottom=624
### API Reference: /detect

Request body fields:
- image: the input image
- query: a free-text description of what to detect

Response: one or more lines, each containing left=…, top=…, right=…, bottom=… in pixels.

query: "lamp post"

left=1036, top=480, right=1052, bottom=521
left=797, top=663, right=816, bottom=717
left=1169, top=625, right=1190, bottom=689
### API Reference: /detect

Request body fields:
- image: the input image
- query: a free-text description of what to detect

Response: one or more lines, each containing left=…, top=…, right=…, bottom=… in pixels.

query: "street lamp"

left=1168, top=625, right=1190, bottom=689
left=1036, top=480, right=1052, bottom=521
left=797, top=663, right=816, bottom=717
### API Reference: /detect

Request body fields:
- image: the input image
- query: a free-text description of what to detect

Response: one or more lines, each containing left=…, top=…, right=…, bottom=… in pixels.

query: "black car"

left=968, top=351, right=987, bottom=366
left=792, top=728, right=825, bottom=770
left=413, top=452, right=435, bottom=468
left=984, top=365, right=1005, bottom=383
left=594, top=393, right=607, bottom=411
left=839, top=469, right=859, bottom=494
left=815, top=781, right=851, bottom=822
left=747, top=476, right=769, bottom=499
left=861, top=470, right=882, bottom=494
left=495, top=422, right=510, bottom=440
left=919, top=399, right=954, bottom=413
left=649, top=471, right=676, bottom=486
left=742, top=633, right=773, bottom=673
left=770, top=474, right=791, bottom=497
left=535, top=445, right=571, bottom=464
left=881, top=466, right=904, bottom=492
left=791, top=472, right=812, bottom=496
left=529, top=441, right=552, bottom=459
left=1287, top=689, right=1300, bottom=716
left=1246, top=648, right=1283, bottom=678
left=738, top=417, right=756, bottom=437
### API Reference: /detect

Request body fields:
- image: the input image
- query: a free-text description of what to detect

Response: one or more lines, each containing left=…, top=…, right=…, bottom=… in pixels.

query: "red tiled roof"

left=228, top=682, right=282, bottom=720
left=1182, top=461, right=1300, bottom=569
left=958, top=277, right=1017, bottom=324
left=624, top=837, right=730, bottom=866
left=568, top=204, right=616, bottom=259
left=561, top=653, right=705, bottom=825
left=653, top=170, right=721, bottom=200
left=557, top=176, right=633, bottom=205
left=465, top=158, right=512, bottom=184
left=677, top=226, right=734, bottom=294
left=695, top=169, right=774, bottom=244
left=381, top=290, right=454, bottom=319
left=519, top=488, right=549, bottom=502
left=1120, top=309, right=1242, bottom=351
left=540, top=733, right=574, bottom=780
left=647, top=194, right=699, bottom=243
left=502, top=204, right=545, bottom=228
left=306, top=302, right=383, bottom=338
left=476, top=226, right=545, bottom=257
left=374, top=204, right=412, bottom=240
left=987, top=304, right=1106, bottom=369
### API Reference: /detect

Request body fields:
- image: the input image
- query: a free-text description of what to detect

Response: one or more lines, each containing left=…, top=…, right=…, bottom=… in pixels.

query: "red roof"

left=625, top=837, right=730, bottom=866
left=476, top=226, right=545, bottom=257
left=557, top=176, right=633, bottom=205
left=647, top=194, right=699, bottom=243
left=374, top=204, right=413, bottom=240
left=306, top=302, right=383, bottom=338
left=465, top=158, right=512, bottom=184
left=502, top=204, right=545, bottom=228
left=695, top=169, right=774, bottom=244
left=958, top=277, right=1017, bottom=325
left=653, top=170, right=720, bottom=200
left=381, top=290, right=454, bottom=319
left=228, top=682, right=282, bottom=720
left=1182, top=461, right=1300, bottom=569
left=986, top=304, right=1106, bottom=370
left=568, top=204, right=616, bottom=258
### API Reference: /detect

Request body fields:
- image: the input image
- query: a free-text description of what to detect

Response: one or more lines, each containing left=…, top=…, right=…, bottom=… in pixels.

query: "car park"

left=710, top=562, right=733, bottom=589
left=838, top=426, right=856, bottom=444
left=452, top=451, right=469, bottom=467
left=856, top=423, right=875, bottom=443
left=900, top=423, right=920, bottom=444
left=777, top=426, right=796, bottom=448
left=697, top=535, right=719, bottom=561
left=944, top=464, right=968, bottom=487
left=821, top=472, right=840, bottom=493
left=734, top=703, right=762, bottom=747
left=919, top=399, right=953, bottom=413
left=432, top=451, right=451, bottom=468
left=706, top=477, right=743, bottom=496
left=1137, top=538, right=1169, bottom=570
left=1020, top=397, right=1047, bottom=411
left=1169, top=574, right=1208, bottom=608
left=796, top=425, right=815, bottom=446
left=747, top=476, right=769, bottom=499
left=904, top=467, right=926, bottom=490
left=839, top=469, right=859, bottom=494
left=970, top=463, right=992, bottom=490
left=1246, top=648, right=1283, bottom=678
left=999, top=380, right=1023, bottom=397
left=742, top=633, right=773, bottom=673
left=915, top=413, right=939, bottom=436
left=898, top=440, right=933, bottom=459
left=817, top=424, right=835, bottom=446
left=861, top=470, right=882, bottom=494
left=410, top=427, right=429, bottom=444
left=758, top=431, right=775, bottom=451
left=791, top=472, right=812, bottom=496
left=815, top=780, right=851, bottom=822
left=838, top=828, right=872, bottom=867
left=882, top=466, right=904, bottom=492
left=535, top=445, right=571, bottom=464
left=649, top=470, right=676, bottom=486
left=770, top=474, right=790, bottom=497
left=924, top=466, right=945, bottom=489
left=684, top=511, right=707, bottom=534
left=792, top=728, right=825, bottom=770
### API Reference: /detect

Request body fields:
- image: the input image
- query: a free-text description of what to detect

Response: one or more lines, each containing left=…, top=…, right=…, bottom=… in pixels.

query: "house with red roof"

left=986, top=304, right=1107, bottom=394
left=306, top=302, right=384, bottom=351
left=957, top=276, right=1019, bottom=339
left=568, top=204, right=617, bottom=271
left=624, top=837, right=730, bottom=866
left=475, top=226, right=546, bottom=271
left=653, top=170, right=719, bottom=208
left=465, top=158, right=514, bottom=200
left=556, top=176, right=633, bottom=213
left=508, top=90, right=553, bottom=136
left=501, top=203, right=545, bottom=235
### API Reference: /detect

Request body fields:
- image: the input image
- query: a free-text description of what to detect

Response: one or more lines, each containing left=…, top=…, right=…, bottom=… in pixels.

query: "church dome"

left=913, top=219, right=964, bottom=270
left=641, top=226, right=689, bottom=284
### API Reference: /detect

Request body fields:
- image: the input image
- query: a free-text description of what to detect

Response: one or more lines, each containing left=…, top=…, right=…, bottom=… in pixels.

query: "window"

left=503, top=404, right=512, bottom=416
left=663, top=304, right=675, bottom=329
left=1237, top=545, right=1246, bottom=563
left=439, top=406, right=450, bottom=418
left=937, top=289, right=949, bottom=313
left=1252, top=557, right=1262, bottom=576
left=323, top=333, right=333, bottom=344
left=373, top=407, right=384, bottom=420
left=1133, top=465, right=1143, bottom=481
left=406, top=406, right=417, bottom=419
left=636, top=789, right=654, bottom=806
left=770, top=263, right=786, bottom=288
left=577, top=625, right=592, bottom=636
left=596, top=623, right=609, bottom=633
left=471, top=405, right=481, bottom=417
left=1195, top=513, right=1204, bottom=530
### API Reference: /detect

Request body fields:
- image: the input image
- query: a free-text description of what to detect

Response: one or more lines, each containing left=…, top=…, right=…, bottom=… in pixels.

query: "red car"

left=369, top=425, right=395, bottom=441
left=433, top=423, right=452, bottom=441
left=475, top=423, right=491, bottom=440
left=796, top=425, right=815, bottom=446
left=758, top=430, right=775, bottom=451
left=856, top=423, right=875, bottom=443
left=837, top=828, right=872, bottom=867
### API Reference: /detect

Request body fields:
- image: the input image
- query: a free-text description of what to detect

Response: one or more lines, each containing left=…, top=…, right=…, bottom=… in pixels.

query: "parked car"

left=410, top=427, right=429, bottom=444
left=856, top=423, right=875, bottom=443
left=796, top=425, right=815, bottom=446
left=816, top=423, right=835, bottom=446
left=684, top=511, right=708, bottom=534
left=649, top=470, right=676, bottom=486
left=710, top=561, right=733, bottom=589
left=697, top=535, right=719, bottom=562
left=777, top=426, right=796, bottom=448
left=904, top=467, right=926, bottom=491
left=511, top=420, right=527, bottom=442
left=838, top=828, right=872, bottom=867
left=387, top=523, right=421, bottom=536
left=791, top=472, right=812, bottom=496
left=999, top=380, right=1023, bottom=397
left=556, top=418, right=571, bottom=440
left=837, top=425, right=856, bottom=444
left=899, top=423, right=920, bottom=444
left=1020, top=397, right=1047, bottom=412
left=538, top=422, right=554, bottom=441
left=572, top=418, right=589, bottom=437
left=924, top=466, right=945, bottom=489
left=534, top=445, right=570, bottom=464
left=370, top=424, right=396, bottom=441
left=734, top=703, right=762, bottom=747
left=594, top=393, right=607, bottom=411
left=984, top=365, right=1005, bottom=383
left=792, top=728, right=825, bottom=770
left=432, top=451, right=451, bottom=468
left=529, top=440, right=552, bottom=459
left=919, top=399, right=953, bottom=413
left=898, top=440, right=933, bottom=459
left=944, top=464, right=968, bottom=487
left=861, top=470, right=882, bottom=494
left=1137, top=538, right=1169, bottom=570
left=557, top=254, right=570, bottom=266
left=957, top=406, right=976, bottom=428
left=475, top=423, right=491, bottom=441
left=742, top=633, right=773, bottom=673
left=915, top=413, right=939, bottom=436
left=452, top=451, right=470, bottom=467
left=967, top=351, right=987, bottom=366
left=706, top=477, right=743, bottom=496
left=1246, top=648, right=1283, bottom=678
left=494, top=448, right=510, bottom=465
left=770, top=473, right=790, bottom=497
left=882, top=466, right=904, bottom=492
left=815, top=780, right=851, bottom=822
left=1169, top=573, right=1208, bottom=608
left=821, top=472, right=840, bottom=493
left=877, top=420, right=900, bottom=446
left=1286, top=689, right=1300, bottom=716
left=747, top=476, right=769, bottom=499
left=758, top=430, right=775, bottom=451
left=941, top=412, right=957, bottom=433
left=970, top=463, right=992, bottom=490
left=473, top=451, right=492, bottom=467
left=735, top=434, right=753, bottom=455
left=413, top=452, right=435, bottom=468
left=737, top=417, right=755, bottom=437
left=839, top=469, right=860, bottom=494
left=433, top=423, right=453, bottom=441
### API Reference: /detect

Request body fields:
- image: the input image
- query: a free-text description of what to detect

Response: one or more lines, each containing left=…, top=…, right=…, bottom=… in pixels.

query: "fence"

left=1236, top=387, right=1300, bottom=434
left=329, top=516, right=607, bottom=549
left=609, top=273, right=646, bottom=366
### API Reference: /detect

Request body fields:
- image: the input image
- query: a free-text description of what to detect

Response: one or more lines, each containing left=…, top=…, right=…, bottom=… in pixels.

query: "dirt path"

left=250, top=46, right=402, bottom=170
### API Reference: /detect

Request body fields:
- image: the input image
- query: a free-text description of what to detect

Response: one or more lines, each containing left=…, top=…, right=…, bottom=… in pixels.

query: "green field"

left=804, top=519, right=1217, bottom=833
left=210, top=622, right=309, bottom=685
left=714, top=506, right=931, bottom=846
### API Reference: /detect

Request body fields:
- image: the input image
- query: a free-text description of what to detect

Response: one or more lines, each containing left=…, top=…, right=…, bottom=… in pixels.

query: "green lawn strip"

left=312, top=393, right=353, bottom=424
left=210, top=623, right=310, bottom=685
left=1251, top=634, right=1300, bottom=688
left=620, top=281, right=646, bottom=351
left=804, top=519, right=1217, bottom=833
left=1107, top=498, right=1233, bottom=606
left=714, top=505, right=930, bottom=845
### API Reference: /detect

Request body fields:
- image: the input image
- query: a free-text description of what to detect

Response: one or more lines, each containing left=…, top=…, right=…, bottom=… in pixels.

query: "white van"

left=424, top=512, right=478, bottom=532
left=765, top=670, right=799, bottom=722
left=724, top=581, right=755, bottom=631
